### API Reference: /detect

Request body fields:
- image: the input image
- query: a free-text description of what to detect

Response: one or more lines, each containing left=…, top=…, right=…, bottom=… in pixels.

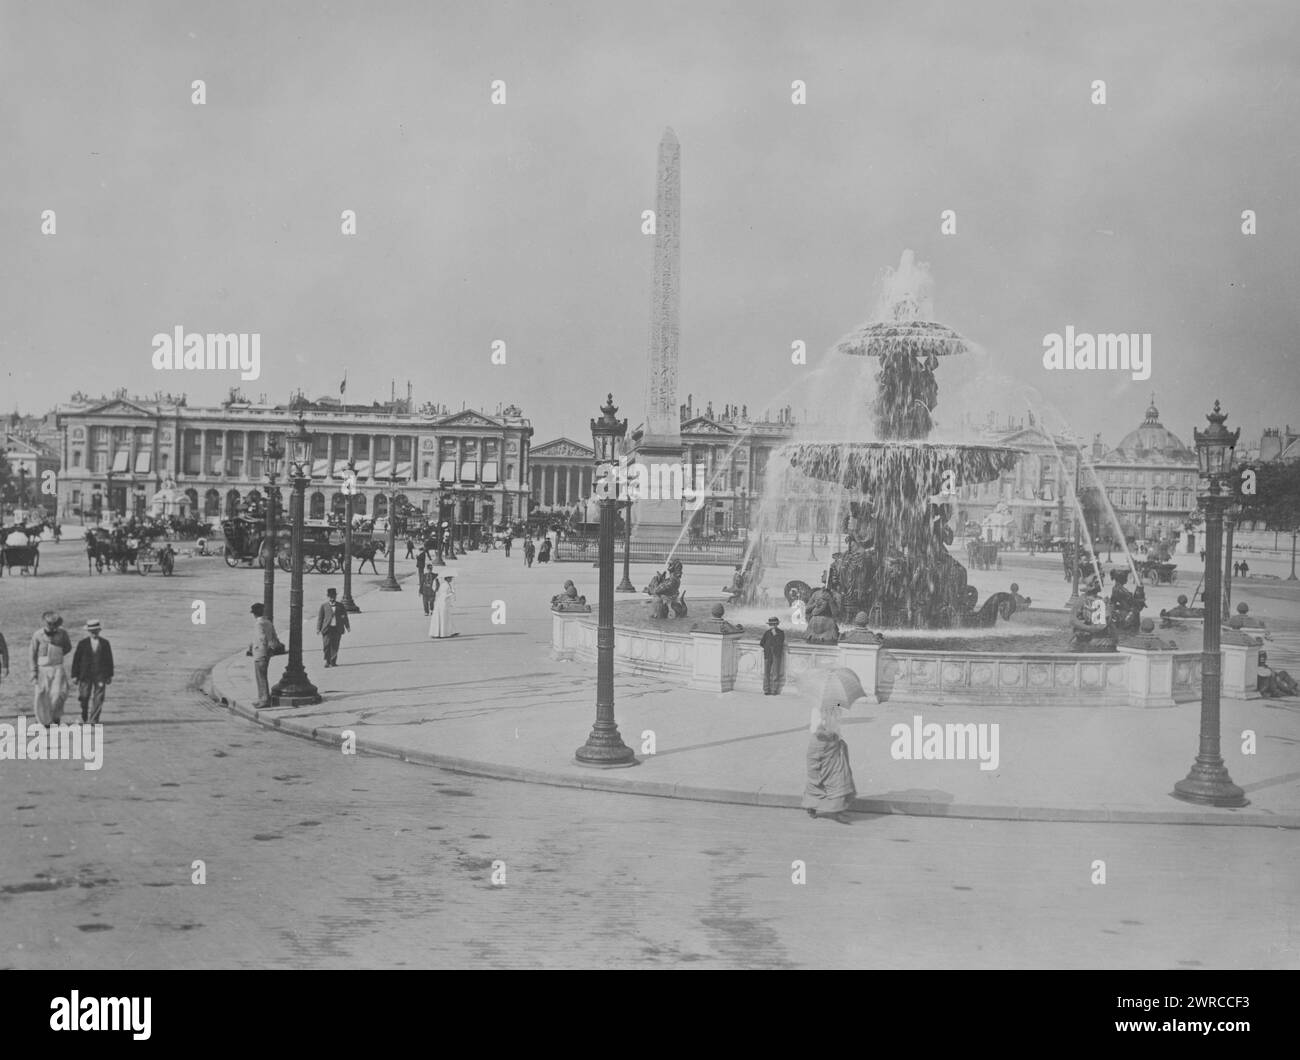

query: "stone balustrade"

left=550, top=610, right=1263, bottom=707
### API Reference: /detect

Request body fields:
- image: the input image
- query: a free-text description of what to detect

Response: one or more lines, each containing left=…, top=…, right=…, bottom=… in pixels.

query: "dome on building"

left=1104, top=397, right=1195, bottom=463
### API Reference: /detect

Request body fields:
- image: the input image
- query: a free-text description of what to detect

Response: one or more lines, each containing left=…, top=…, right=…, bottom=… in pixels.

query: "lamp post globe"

left=270, top=412, right=321, bottom=707
left=575, top=394, right=637, bottom=766
left=1173, top=401, right=1246, bottom=807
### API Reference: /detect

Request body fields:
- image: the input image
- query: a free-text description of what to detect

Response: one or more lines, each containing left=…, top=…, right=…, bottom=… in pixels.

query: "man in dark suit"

left=70, top=619, right=114, bottom=724
left=316, top=588, right=350, bottom=667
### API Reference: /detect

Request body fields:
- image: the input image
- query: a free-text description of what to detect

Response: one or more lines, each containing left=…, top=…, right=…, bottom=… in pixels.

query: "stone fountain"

left=784, top=250, right=1024, bottom=629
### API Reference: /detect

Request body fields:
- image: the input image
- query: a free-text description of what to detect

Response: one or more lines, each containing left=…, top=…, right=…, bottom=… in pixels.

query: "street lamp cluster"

left=270, top=413, right=322, bottom=707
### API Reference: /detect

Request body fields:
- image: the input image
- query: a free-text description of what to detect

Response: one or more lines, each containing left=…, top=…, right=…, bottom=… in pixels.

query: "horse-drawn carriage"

left=1134, top=557, right=1178, bottom=585
left=0, top=524, right=42, bottom=576
left=136, top=540, right=176, bottom=575
left=84, top=525, right=171, bottom=574
left=965, top=539, right=1001, bottom=570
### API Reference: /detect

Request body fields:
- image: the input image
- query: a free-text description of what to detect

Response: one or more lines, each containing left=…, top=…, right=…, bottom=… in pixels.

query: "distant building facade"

left=53, top=390, right=532, bottom=526
left=1092, top=399, right=1198, bottom=543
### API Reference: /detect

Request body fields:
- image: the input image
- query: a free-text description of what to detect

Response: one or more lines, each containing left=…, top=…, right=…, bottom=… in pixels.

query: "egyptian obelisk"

left=632, top=127, right=686, bottom=543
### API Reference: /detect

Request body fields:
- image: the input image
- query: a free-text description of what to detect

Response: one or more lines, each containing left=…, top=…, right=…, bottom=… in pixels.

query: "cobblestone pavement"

left=1, top=545, right=1295, bottom=968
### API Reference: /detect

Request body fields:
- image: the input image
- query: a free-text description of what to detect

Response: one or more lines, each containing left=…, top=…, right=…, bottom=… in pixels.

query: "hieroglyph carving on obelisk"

left=645, top=127, right=681, bottom=441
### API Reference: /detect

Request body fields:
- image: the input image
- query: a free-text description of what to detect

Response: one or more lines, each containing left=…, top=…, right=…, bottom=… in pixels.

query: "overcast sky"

left=3, top=0, right=1298, bottom=451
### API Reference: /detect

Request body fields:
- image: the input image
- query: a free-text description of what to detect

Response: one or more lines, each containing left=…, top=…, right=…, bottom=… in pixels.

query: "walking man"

left=523, top=536, right=535, bottom=568
left=416, top=543, right=427, bottom=582
left=405, top=535, right=415, bottom=559
left=760, top=616, right=785, bottom=695
left=503, top=534, right=512, bottom=558
left=70, top=619, right=115, bottom=724
left=29, top=611, right=73, bottom=725
left=316, top=588, right=350, bottom=668
left=247, top=602, right=282, bottom=708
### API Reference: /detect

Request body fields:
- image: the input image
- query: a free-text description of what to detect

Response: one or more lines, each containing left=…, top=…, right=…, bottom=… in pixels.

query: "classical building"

left=53, top=390, right=533, bottom=526
left=1092, top=399, right=1198, bottom=543
left=529, top=437, right=595, bottom=511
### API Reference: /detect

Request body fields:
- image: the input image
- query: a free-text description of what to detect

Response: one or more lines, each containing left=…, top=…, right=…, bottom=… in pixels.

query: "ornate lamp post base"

left=616, top=577, right=637, bottom=592
left=270, top=667, right=321, bottom=707
left=379, top=579, right=402, bottom=591
left=342, top=596, right=362, bottom=613
left=574, top=725, right=639, bottom=767
left=1172, top=761, right=1248, bottom=808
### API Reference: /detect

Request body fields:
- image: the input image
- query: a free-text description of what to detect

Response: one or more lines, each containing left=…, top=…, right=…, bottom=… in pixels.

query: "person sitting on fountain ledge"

left=839, top=611, right=884, bottom=644
left=691, top=603, right=744, bottom=634
left=1257, top=651, right=1299, bottom=698
left=551, top=580, right=590, bottom=612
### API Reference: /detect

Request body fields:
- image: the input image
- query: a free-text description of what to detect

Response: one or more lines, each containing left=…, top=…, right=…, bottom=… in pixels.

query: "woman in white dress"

left=428, top=574, right=458, bottom=638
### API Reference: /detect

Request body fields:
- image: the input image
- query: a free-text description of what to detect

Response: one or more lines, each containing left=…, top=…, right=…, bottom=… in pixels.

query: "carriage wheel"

left=278, top=553, right=293, bottom=572
left=316, top=557, right=336, bottom=574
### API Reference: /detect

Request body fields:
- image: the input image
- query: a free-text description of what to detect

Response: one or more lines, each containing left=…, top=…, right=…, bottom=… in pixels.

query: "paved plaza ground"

left=1, top=539, right=1297, bottom=968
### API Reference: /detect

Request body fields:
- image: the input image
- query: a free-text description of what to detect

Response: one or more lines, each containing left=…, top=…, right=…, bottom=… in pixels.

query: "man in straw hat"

left=71, top=619, right=115, bottom=724
left=29, top=611, right=73, bottom=725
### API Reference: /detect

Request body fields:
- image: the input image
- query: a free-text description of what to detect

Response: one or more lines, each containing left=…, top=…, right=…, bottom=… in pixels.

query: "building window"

left=309, top=492, right=326, bottom=520
left=204, top=489, right=221, bottom=516
left=72, top=450, right=82, bottom=468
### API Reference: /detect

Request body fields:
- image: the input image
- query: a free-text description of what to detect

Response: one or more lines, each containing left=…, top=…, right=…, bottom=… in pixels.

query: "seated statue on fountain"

left=1108, top=569, right=1145, bottom=633
left=644, top=559, right=688, bottom=619
left=839, top=611, right=885, bottom=644
left=551, top=579, right=591, bottom=612
left=804, top=587, right=841, bottom=644
left=1069, top=577, right=1117, bottom=652
left=826, top=532, right=874, bottom=621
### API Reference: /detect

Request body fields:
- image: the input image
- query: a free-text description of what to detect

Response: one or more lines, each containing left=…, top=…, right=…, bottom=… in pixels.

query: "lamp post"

left=341, top=456, right=361, bottom=612
left=1173, top=401, right=1246, bottom=807
left=617, top=492, right=636, bottom=592
left=270, top=413, right=322, bottom=707
left=430, top=484, right=447, bottom=565
left=575, top=394, right=637, bottom=767
left=262, top=436, right=284, bottom=623
left=379, top=475, right=402, bottom=591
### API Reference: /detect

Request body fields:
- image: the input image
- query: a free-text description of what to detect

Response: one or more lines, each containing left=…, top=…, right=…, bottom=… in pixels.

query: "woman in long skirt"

left=801, top=668, right=867, bottom=823
left=428, top=574, right=458, bottom=638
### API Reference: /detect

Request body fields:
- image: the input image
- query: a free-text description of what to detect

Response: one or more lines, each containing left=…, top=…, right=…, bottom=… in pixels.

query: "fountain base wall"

left=551, top=611, right=1257, bottom=707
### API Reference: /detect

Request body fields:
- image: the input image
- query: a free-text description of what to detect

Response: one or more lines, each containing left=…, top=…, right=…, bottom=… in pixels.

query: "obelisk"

left=632, top=127, right=686, bottom=545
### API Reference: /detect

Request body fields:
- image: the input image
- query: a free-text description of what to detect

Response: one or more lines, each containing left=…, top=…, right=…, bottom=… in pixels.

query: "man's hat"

left=326, top=588, right=337, bottom=597
left=767, top=616, right=780, bottom=626
left=85, top=620, right=102, bottom=632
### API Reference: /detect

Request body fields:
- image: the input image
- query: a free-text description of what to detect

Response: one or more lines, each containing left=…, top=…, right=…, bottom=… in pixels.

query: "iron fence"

left=554, top=532, right=747, bottom=565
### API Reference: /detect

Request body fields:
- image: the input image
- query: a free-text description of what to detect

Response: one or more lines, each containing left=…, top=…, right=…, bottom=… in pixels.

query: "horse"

left=84, top=529, right=113, bottom=573
left=353, top=538, right=386, bottom=574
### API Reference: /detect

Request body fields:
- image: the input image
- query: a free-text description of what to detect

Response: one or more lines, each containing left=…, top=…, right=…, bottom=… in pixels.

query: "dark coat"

left=760, top=627, right=785, bottom=655
left=71, top=636, right=115, bottom=683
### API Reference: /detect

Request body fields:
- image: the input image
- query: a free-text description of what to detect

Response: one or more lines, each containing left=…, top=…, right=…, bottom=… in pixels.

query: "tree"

left=1236, top=461, right=1300, bottom=580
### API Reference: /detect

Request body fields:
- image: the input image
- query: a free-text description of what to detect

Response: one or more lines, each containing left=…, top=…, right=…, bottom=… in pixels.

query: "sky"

left=2, top=0, right=1298, bottom=451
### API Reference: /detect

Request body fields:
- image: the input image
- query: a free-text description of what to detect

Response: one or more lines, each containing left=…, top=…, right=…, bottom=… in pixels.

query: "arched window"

left=204, top=489, right=221, bottom=516
left=374, top=493, right=388, bottom=517
left=354, top=493, right=367, bottom=515
left=246, top=489, right=262, bottom=505
left=309, top=492, right=325, bottom=520
left=185, top=488, right=199, bottom=514
left=225, top=490, right=241, bottom=517
left=331, top=492, right=346, bottom=517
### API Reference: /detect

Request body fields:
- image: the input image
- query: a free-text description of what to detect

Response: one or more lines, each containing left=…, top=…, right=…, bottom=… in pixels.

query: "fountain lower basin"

left=550, top=605, right=1258, bottom=708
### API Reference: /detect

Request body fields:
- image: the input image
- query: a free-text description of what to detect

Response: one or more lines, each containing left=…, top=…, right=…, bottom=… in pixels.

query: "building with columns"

left=53, top=390, right=532, bottom=526
left=529, top=437, right=596, bottom=512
